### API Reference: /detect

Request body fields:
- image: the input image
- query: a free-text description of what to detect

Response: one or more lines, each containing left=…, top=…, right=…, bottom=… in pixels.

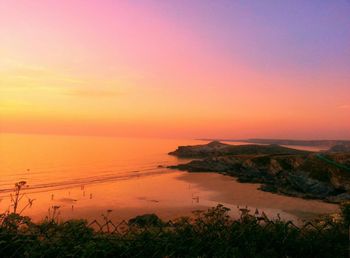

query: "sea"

left=0, top=133, right=337, bottom=223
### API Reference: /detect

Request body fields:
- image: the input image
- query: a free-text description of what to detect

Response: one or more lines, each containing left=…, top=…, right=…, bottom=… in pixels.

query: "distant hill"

left=169, top=141, right=311, bottom=158
left=327, top=144, right=350, bottom=153
left=198, top=138, right=350, bottom=148
left=169, top=141, right=350, bottom=203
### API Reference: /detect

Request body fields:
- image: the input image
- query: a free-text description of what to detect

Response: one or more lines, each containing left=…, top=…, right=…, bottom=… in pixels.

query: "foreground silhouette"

left=0, top=204, right=348, bottom=258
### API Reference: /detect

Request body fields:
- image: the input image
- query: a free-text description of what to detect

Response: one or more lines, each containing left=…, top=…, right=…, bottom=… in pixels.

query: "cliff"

left=327, top=144, right=350, bottom=153
left=169, top=141, right=350, bottom=203
left=169, top=141, right=310, bottom=158
left=198, top=139, right=350, bottom=148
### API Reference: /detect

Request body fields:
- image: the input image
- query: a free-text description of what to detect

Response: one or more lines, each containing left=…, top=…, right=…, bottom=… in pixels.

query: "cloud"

left=0, top=58, right=125, bottom=98
left=338, top=104, right=350, bottom=109
left=64, top=88, right=123, bottom=98
left=0, top=61, right=83, bottom=89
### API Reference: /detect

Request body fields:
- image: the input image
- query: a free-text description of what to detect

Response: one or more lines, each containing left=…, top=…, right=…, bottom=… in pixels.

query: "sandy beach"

left=0, top=134, right=340, bottom=224
left=1, top=169, right=339, bottom=224
left=176, top=172, right=339, bottom=221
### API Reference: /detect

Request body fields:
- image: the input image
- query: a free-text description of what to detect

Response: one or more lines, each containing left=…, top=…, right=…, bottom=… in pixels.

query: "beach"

left=0, top=133, right=339, bottom=223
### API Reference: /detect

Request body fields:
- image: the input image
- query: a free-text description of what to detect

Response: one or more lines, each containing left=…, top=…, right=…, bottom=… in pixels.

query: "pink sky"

left=0, top=1, right=349, bottom=139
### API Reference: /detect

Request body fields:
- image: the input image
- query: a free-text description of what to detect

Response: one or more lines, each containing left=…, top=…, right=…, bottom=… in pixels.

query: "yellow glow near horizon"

left=1, top=1, right=349, bottom=139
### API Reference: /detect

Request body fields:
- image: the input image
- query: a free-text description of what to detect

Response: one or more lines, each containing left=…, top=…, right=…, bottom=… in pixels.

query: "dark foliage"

left=0, top=204, right=348, bottom=258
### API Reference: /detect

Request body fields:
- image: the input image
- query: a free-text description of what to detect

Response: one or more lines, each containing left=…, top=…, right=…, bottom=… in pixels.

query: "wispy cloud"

left=64, top=88, right=123, bottom=98
left=337, top=104, right=350, bottom=109
left=0, top=60, right=83, bottom=89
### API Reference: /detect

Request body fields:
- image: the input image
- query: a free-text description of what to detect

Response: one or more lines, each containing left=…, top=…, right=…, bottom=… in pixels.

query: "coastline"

left=169, top=141, right=350, bottom=203
left=10, top=170, right=338, bottom=224
left=176, top=172, right=339, bottom=221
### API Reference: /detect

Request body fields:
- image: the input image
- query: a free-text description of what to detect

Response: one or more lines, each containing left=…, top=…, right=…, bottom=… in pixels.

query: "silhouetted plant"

left=11, top=181, right=27, bottom=214
left=0, top=204, right=348, bottom=257
left=128, top=213, right=164, bottom=227
left=0, top=181, right=35, bottom=231
left=46, top=205, right=61, bottom=223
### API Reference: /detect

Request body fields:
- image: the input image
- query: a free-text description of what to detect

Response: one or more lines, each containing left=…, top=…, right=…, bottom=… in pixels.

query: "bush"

left=0, top=205, right=348, bottom=257
left=128, top=213, right=164, bottom=227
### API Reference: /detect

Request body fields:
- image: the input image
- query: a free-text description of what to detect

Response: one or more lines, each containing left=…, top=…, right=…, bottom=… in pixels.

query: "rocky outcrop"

left=168, top=141, right=232, bottom=158
left=200, top=139, right=350, bottom=148
left=169, top=141, right=350, bottom=203
left=328, top=144, right=350, bottom=153
left=169, top=141, right=310, bottom=158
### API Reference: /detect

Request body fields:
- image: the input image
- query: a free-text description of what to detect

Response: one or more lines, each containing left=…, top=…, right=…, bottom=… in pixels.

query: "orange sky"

left=0, top=1, right=349, bottom=139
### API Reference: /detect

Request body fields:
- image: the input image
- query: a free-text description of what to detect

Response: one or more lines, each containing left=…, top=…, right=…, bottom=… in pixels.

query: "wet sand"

left=177, top=172, right=339, bottom=221
left=1, top=134, right=340, bottom=224
left=2, top=171, right=339, bottom=224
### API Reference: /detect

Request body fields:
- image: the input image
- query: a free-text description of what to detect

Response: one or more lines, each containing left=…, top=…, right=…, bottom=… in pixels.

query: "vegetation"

left=169, top=141, right=350, bottom=202
left=0, top=203, right=348, bottom=257
left=0, top=181, right=348, bottom=257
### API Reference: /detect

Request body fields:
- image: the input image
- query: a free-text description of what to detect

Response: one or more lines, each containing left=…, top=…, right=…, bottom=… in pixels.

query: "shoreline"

left=8, top=170, right=339, bottom=224
left=176, top=172, right=339, bottom=221
left=169, top=141, right=350, bottom=203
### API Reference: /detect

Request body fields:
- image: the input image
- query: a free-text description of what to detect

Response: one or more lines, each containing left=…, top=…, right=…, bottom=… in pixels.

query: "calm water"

left=0, top=134, right=198, bottom=194
left=0, top=133, right=338, bottom=222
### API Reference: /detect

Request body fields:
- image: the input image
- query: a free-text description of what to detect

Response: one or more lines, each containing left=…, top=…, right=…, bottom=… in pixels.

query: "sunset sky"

left=0, top=0, right=349, bottom=139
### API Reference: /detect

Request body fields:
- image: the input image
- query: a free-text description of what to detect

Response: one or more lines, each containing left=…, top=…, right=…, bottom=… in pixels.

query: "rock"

left=169, top=141, right=311, bottom=158
left=168, top=141, right=232, bottom=158
left=168, top=142, right=350, bottom=203
left=326, top=193, right=350, bottom=203
left=283, top=172, right=335, bottom=198
left=327, top=144, right=350, bottom=153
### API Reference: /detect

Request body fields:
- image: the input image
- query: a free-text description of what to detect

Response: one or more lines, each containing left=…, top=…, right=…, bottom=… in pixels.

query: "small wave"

left=0, top=167, right=176, bottom=197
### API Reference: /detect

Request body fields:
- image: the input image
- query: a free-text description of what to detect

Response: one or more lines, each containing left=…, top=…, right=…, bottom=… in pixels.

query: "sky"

left=0, top=0, right=349, bottom=139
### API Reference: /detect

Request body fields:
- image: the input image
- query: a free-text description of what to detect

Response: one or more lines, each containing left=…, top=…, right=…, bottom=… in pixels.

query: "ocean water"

left=0, top=133, right=338, bottom=222
left=0, top=134, right=198, bottom=194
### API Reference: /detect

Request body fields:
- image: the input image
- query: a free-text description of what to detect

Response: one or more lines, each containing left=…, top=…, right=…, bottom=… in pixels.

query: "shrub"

left=0, top=205, right=348, bottom=257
